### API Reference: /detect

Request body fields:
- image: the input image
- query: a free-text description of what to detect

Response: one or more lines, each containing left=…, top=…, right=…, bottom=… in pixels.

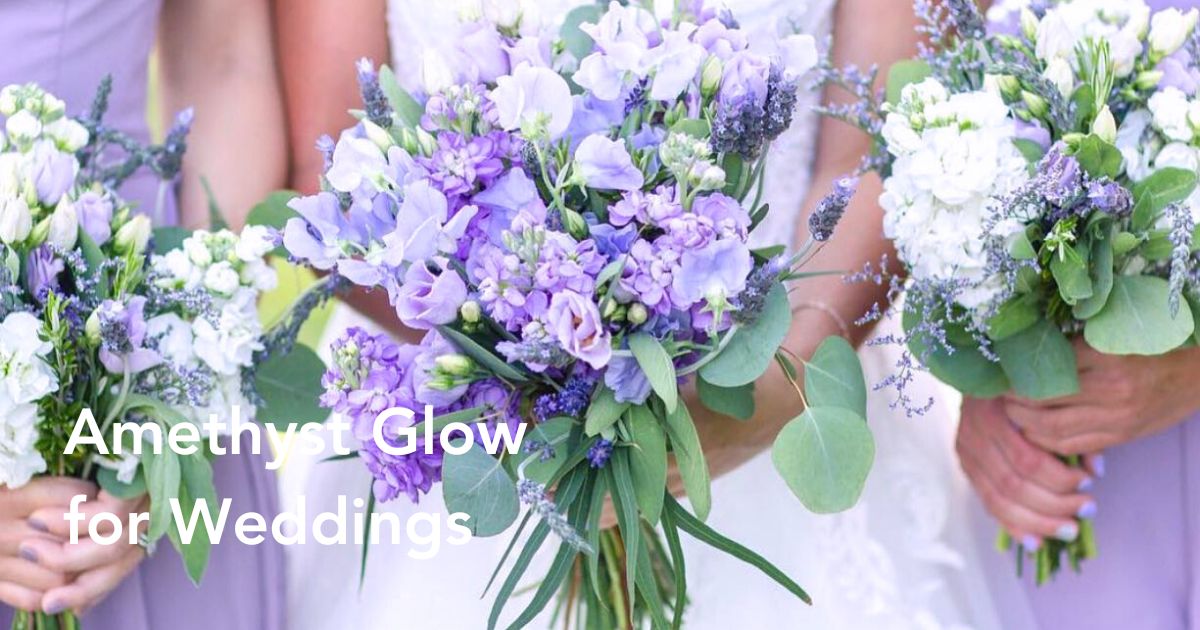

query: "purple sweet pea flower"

left=391, top=259, right=468, bottom=330
left=457, top=21, right=510, bottom=84
left=694, top=17, right=748, bottom=60
left=28, top=141, right=78, bottom=206
left=573, top=3, right=660, bottom=100
left=473, top=170, right=548, bottom=244
left=588, top=221, right=638, bottom=258
left=385, top=180, right=479, bottom=265
left=645, top=28, right=707, bottom=101
left=719, top=51, right=772, bottom=108
left=546, top=290, right=612, bottom=369
left=566, top=95, right=626, bottom=146
left=25, top=245, right=63, bottom=297
left=671, top=238, right=753, bottom=308
left=692, top=193, right=750, bottom=240
left=283, top=192, right=351, bottom=270
left=492, top=63, right=575, bottom=140
left=1158, top=49, right=1200, bottom=96
left=575, top=135, right=644, bottom=191
left=75, top=190, right=113, bottom=246
left=604, top=354, right=652, bottom=404
left=97, top=297, right=162, bottom=374
left=412, top=331, right=470, bottom=408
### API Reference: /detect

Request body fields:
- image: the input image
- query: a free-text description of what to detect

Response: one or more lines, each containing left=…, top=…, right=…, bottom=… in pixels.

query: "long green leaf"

left=664, top=495, right=811, bottom=604
left=487, top=521, right=551, bottom=630
left=634, top=534, right=671, bottom=630
left=662, top=403, right=710, bottom=521
left=628, top=333, right=678, bottom=412
left=438, top=326, right=529, bottom=383
left=585, top=387, right=628, bottom=436
left=660, top=500, right=688, bottom=629
left=626, top=408, right=668, bottom=525
left=609, top=455, right=641, bottom=613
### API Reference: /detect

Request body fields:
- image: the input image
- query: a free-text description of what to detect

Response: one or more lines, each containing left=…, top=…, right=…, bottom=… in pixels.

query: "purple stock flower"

left=28, top=141, right=77, bottom=206
left=671, top=238, right=753, bottom=308
left=423, top=132, right=506, bottom=198
left=391, top=260, right=468, bottom=330
left=97, top=297, right=162, bottom=374
left=360, top=438, right=443, bottom=504
left=545, top=290, right=612, bottom=369
left=574, top=135, right=644, bottom=191
left=25, top=245, right=63, bottom=297
left=534, top=235, right=606, bottom=295
left=617, top=238, right=679, bottom=314
left=604, top=354, right=652, bottom=404
left=75, top=190, right=114, bottom=246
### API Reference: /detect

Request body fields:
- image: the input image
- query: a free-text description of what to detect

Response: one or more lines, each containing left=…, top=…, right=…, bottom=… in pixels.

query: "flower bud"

left=1042, top=58, right=1075, bottom=98
left=5, top=110, right=41, bottom=142
left=46, top=198, right=78, bottom=250
left=562, top=208, right=588, bottom=240
left=362, top=119, right=395, bottom=152
left=601, top=297, right=618, bottom=319
left=85, top=310, right=102, bottom=346
left=700, top=56, right=723, bottom=99
left=1020, top=8, right=1039, bottom=42
left=1092, top=105, right=1117, bottom=144
left=0, top=86, right=17, bottom=117
left=1021, top=91, right=1049, bottom=119
left=627, top=303, right=648, bottom=326
left=696, top=164, right=726, bottom=191
left=1135, top=70, right=1165, bottom=91
left=1150, top=8, right=1199, bottom=60
left=460, top=300, right=481, bottom=323
left=113, top=214, right=152, bottom=255
left=435, top=354, right=475, bottom=377
left=0, top=195, right=32, bottom=245
left=416, top=128, right=438, bottom=157
left=992, top=74, right=1021, bottom=101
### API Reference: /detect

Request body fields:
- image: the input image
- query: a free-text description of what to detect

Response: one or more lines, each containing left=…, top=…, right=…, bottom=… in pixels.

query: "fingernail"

left=1055, top=522, right=1079, bottom=542
left=1093, top=455, right=1106, bottom=478
left=1077, top=501, right=1098, bottom=520
left=27, top=518, right=48, bottom=532
left=1021, top=535, right=1042, bottom=551
left=44, top=601, right=66, bottom=615
left=18, top=546, right=37, bottom=563
left=1077, top=477, right=1093, bottom=492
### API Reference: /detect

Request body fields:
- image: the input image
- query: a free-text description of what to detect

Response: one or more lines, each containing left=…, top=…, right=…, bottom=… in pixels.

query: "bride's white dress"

left=282, top=1, right=1004, bottom=628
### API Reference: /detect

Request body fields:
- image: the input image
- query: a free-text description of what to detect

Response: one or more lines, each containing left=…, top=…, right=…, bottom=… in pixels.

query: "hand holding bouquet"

left=279, top=1, right=876, bottom=627
left=837, top=0, right=1200, bottom=582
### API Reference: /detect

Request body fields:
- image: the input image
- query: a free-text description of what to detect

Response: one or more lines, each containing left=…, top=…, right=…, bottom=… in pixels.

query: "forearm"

left=159, top=0, right=287, bottom=228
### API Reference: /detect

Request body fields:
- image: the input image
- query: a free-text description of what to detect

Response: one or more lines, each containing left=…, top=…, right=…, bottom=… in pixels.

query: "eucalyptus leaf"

left=1009, top=231, right=1037, bottom=261
left=1112, top=231, right=1139, bottom=255
left=246, top=190, right=300, bottom=257
left=1073, top=235, right=1114, bottom=319
left=1132, top=167, right=1197, bottom=231
left=142, top=446, right=180, bottom=541
left=628, top=333, right=678, bottom=412
left=626, top=407, right=668, bottom=525
left=96, top=467, right=146, bottom=500
left=1084, top=275, right=1195, bottom=355
left=772, top=406, right=874, bottom=513
left=1050, top=244, right=1093, bottom=304
left=255, top=344, right=329, bottom=427
left=560, top=4, right=603, bottom=61
left=442, top=441, right=519, bottom=537
left=696, top=377, right=754, bottom=420
left=1073, top=134, right=1122, bottom=180
left=803, top=336, right=867, bottom=416
left=903, top=308, right=1009, bottom=398
left=152, top=226, right=190, bottom=254
left=987, top=296, right=1039, bottom=341
left=585, top=386, right=628, bottom=435
left=699, top=285, right=791, bottom=387
left=994, top=319, right=1079, bottom=400
left=671, top=118, right=711, bottom=139
left=663, top=402, right=711, bottom=521
left=1013, top=138, right=1046, bottom=164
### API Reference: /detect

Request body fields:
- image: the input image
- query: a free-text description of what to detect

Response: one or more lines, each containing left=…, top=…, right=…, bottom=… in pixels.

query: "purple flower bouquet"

left=280, top=2, right=874, bottom=627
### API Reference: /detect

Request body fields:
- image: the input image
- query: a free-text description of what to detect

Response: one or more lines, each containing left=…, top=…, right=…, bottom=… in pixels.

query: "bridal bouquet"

left=833, top=0, right=1200, bottom=582
left=0, top=82, right=305, bottom=630
left=280, top=1, right=874, bottom=627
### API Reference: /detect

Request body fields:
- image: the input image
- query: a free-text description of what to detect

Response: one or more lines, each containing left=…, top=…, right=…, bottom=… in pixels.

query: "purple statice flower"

left=711, top=62, right=798, bottom=159
left=609, top=185, right=682, bottom=228
left=617, top=238, right=680, bottom=315
left=586, top=438, right=614, bottom=468
left=96, top=296, right=162, bottom=374
left=27, top=141, right=78, bottom=206
left=588, top=220, right=638, bottom=258
left=545, top=290, right=612, bottom=369
left=391, top=259, right=468, bottom=330
left=422, top=132, right=506, bottom=198
left=1087, top=180, right=1133, bottom=216
left=491, top=64, right=575, bottom=141
left=533, top=236, right=606, bottom=296
left=671, top=238, right=753, bottom=309
left=574, top=135, right=644, bottom=191
left=356, top=58, right=394, bottom=129
left=75, top=190, right=114, bottom=246
left=25, top=245, right=64, bottom=298
left=283, top=192, right=352, bottom=270
left=533, top=373, right=597, bottom=421
left=808, top=176, right=858, bottom=241
left=603, top=354, right=652, bottom=404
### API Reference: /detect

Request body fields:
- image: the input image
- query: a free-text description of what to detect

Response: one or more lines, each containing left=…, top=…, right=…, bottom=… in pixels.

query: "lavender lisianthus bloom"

left=75, top=189, right=113, bottom=245
left=96, top=296, right=162, bottom=374
left=27, top=141, right=78, bottom=206
left=25, top=245, right=63, bottom=297
left=1087, top=179, right=1133, bottom=216
left=671, top=237, right=753, bottom=308
left=391, top=259, right=468, bottom=330
left=546, top=290, right=612, bottom=369
left=492, top=63, right=575, bottom=141
left=604, top=354, right=652, bottom=404
left=282, top=192, right=351, bottom=270
left=1014, top=120, right=1052, bottom=152
left=574, top=135, right=644, bottom=191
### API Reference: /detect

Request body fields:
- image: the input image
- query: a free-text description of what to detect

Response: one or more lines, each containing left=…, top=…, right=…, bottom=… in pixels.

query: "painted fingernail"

left=44, top=601, right=66, bottom=615
left=1055, top=522, right=1079, bottom=542
left=1077, top=477, right=1093, bottom=492
left=1021, top=535, right=1042, bottom=551
left=1092, top=455, right=1106, bottom=478
left=1077, top=501, right=1098, bottom=520
left=27, top=518, right=48, bottom=532
left=18, top=546, right=37, bottom=562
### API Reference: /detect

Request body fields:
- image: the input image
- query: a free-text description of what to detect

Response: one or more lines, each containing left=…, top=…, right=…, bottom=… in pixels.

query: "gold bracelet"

left=791, top=300, right=851, bottom=340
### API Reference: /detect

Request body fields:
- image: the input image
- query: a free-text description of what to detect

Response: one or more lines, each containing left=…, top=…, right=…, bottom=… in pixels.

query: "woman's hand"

left=18, top=490, right=148, bottom=616
left=957, top=397, right=1096, bottom=547
left=1003, top=340, right=1200, bottom=455
left=0, top=478, right=92, bottom=611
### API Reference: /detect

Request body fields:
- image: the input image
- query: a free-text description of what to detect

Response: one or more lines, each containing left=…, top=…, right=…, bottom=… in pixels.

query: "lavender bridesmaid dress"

left=976, top=6, right=1200, bottom=629
left=0, top=1, right=286, bottom=628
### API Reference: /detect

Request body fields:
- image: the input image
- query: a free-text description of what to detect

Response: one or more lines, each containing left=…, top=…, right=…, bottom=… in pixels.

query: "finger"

left=981, top=406, right=1091, bottom=493
left=1084, top=453, right=1106, bottom=479
left=19, top=536, right=138, bottom=575
left=960, top=454, right=1081, bottom=540
left=0, top=521, right=63, bottom=556
left=0, top=582, right=44, bottom=612
left=1028, top=432, right=1121, bottom=457
left=966, top=422, right=1092, bottom=519
left=41, top=551, right=142, bottom=616
left=0, top=479, right=96, bottom=516
left=0, top=557, right=70, bottom=592
left=1005, top=401, right=1101, bottom=448
left=29, top=498, right=143, bottom=539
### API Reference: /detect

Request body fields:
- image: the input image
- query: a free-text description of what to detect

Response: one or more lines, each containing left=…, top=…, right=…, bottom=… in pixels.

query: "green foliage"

left=1084, top=275, right=1195, bottom=355
left=625, top=407, right=668, bottom=525
left=254, top=345, right=328, bottom=427
left=772, top=407, right=874, bottom=513
left=994, top=319, right=1079, bottom=400
left=1131, top=167, right=1197, bottom=231
left=628, top=333, right=678, bottom=412
left=803, top=337, right=867, bottom=415
left=886, top=60, right=932, bottom=105
left=699, top=286, right=791, bottom=387
left=696, top=377, right=754, bottom=420
left=663, top=402, right=711, bottom=521
left=442, top=440, right=520, bottom=537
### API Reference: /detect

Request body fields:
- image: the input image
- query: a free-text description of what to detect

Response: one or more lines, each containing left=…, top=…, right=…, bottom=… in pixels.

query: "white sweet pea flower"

left=203, top=261, right=240, bottom=296
left=1116, top=109, right=1156, bottom=180
left=240, top=258, right=278, bottom=292
left=0, top=195, right=32, bottom=245
left=5, top=110, right=41, bottom=142
left=1150, top=8, right=1199, bottom=59
left=0, top=402, right=47, bottom=489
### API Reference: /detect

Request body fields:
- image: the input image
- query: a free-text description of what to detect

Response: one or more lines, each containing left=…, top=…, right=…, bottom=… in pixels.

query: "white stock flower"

left=1154, top=142, right=1200, bottom=173
left=235, top=224, right=276, bottom=261
left=240, top=258, right=278, bottom=292
left=5, top=110, right=42, bottom=142
left=145, top=313, right=197, bottom=367
left=203, top=261, right=240, bottom=296
left=1149, top=87, right=1195, bottom=142
left=42, top=118, right=89, bottom=153
left=1035, top=0, right=1150, bottom=78
left=156, top=248, right=202, bottom=288
left=183, top=231, right=213, bottom=266
left=192, top=290, right=264, bottom=376
left=0, top=403, right=47, bottom=489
